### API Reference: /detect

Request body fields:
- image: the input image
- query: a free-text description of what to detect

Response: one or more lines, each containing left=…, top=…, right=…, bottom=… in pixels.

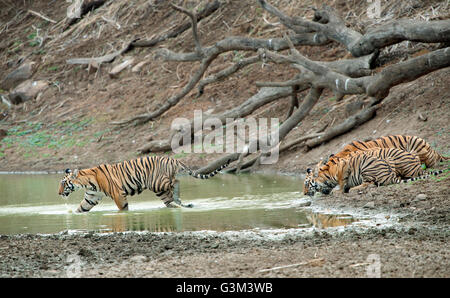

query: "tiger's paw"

left=166, top=202, right=182, bottom=208
left=182, top=203, right=194, bottom=208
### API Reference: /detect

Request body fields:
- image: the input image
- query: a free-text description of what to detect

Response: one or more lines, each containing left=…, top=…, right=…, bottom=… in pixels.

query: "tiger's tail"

left=402, top=169, right=445, bottom=183
left=183, top=159, right=231, bottom=179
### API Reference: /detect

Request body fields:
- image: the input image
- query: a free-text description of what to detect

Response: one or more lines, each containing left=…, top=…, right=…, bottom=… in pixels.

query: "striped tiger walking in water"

left=58, top=156, right=230, bottom=212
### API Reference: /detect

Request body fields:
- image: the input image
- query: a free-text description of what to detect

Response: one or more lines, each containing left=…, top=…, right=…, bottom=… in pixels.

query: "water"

left=0, top=173, right=356, bottom=235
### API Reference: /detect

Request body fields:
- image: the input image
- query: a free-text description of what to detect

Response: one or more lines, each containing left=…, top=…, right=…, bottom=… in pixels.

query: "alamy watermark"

left=366, top=254, right=381, bottom=278
left=170, top=110, right=280, bottom=164
left=65, top=253, right=83, bottom=278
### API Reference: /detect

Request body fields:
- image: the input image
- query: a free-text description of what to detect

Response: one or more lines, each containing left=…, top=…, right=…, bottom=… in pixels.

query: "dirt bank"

left=0, top=0, right=449, bottom=174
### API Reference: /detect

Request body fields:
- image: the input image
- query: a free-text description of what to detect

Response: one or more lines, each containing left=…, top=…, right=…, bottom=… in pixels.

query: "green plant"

left=27, top=32, right=39, bottom=47
left=47, top=65, right=59, bottom=71
left=29, top=40, right=39, bottom=47
left=173, top=152, right=188, bottom=159
left=25, top=131, right=52, bottom=147
left=9, top=40, right=22, bottom=53
left=233, top=51, right=244, bottom=63
left=27, top=32, right=36, bottom=40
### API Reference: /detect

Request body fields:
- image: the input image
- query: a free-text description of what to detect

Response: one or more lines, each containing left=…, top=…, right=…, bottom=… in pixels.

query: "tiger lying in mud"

left=303, top=135, right=448, bottom=196
left=58, top=156, right=229, bottom=212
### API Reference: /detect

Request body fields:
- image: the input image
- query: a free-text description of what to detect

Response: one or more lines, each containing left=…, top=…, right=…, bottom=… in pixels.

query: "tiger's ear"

left=306, top=168, right=312, bottom=174
left=65, top=168, right=71, bottom=174
left=315, top=161, right=323, bottom=175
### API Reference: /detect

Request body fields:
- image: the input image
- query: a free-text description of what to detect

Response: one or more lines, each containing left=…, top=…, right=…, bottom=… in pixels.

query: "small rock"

left=131, top=59, right=150, bottom=73
left=415, top=194, right=427, bottom=201
left=417, top=112, right=427, bottom=122
left=407, top=227, right=417, bottom=235
left=130, top=255, right=147, bottom=263
left=0, top=61, right=36, bottom=90
left=78, top=247, right=94, bottom=257
left=363, top=201, right=375, bottom=209
left=109, top=58, right=135, bottom=78
left=8, top=80, right=49, bottom=104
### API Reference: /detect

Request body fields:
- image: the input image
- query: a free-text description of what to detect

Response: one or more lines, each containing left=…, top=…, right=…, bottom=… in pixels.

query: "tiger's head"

left=314, top=156, right=348, bottom=195
left=304, top=157, right=344, bottom=196
left=58, top=168, right=80, bottom=198
left=303, top=168, right=319, bottom=196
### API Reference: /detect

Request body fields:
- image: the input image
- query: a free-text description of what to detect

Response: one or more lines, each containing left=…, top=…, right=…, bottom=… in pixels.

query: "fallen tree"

left=61, top=1, right=450, bottom=172
left=196, top=36, right=450, bottom=173
left=257, top=0, right=450, bottom=57
left=65, top=1, right=221, bottom=66
left=197, top=3, right=449, bottom=172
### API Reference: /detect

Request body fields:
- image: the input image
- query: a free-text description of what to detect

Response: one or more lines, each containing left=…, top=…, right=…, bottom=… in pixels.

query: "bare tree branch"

left=111, top=54, right=218, bottom=126
left=259, top=0, right=450, bottom=57
left=132, top=0, right=220, bottom=49
left=197, top=55, right=260, bottom=96
left=285, top=84, right=300, bottom=120
left=196, top=88, right=323, bottom=174
left=66, top=40, right=135, bottom=65
left=226, top=132, right=325, bottom=173
left=305, top=105, right=378, bottom=150
left=138, top=86, right=294, bottom=154
left=169, top=3, right=203, bottom=56
left=258, top=0, right=361, bottom=53
left=112, top=16, right=334, bottom=126
left=28, top=9, right=57, bottom=24
left=262, top=45, right=450, bottom=100
left=155, top=33, right=331, bottom=63
left=139, top=48, right=378, bottom=153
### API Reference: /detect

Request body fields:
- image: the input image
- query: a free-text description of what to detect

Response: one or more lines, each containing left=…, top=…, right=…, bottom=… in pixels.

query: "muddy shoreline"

left=0, top=174, right=448, bottom=278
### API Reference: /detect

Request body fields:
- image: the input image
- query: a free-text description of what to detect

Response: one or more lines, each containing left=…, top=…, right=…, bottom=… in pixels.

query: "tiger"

left=58, top=156, right=230, bottom=213
left=304, top=153, right=400, bottom=196
left=334, top=148, right=423, bottom=179
left=303, top=149, right=444, bottom=196
left=303, top=134, right=448, bottom=196
left=330, top=135, right=449, bottom=168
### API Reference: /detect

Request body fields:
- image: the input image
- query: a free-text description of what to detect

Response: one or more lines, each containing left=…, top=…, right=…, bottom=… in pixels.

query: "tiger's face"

left=314, top=158, right=346, bottom=195
left=58, top=169, right=79, bottom=198
left=304, top=158, right=342, bottom=196
left=303, top=168, right=319, bottom=196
